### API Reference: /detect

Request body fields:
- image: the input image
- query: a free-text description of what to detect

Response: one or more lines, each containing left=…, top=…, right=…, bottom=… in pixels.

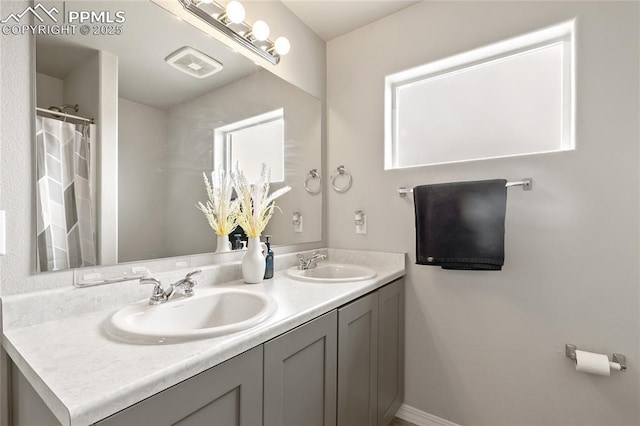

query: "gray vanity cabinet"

left=96, top=346, right=263, bottom=426
left=377, top=278, right=405, bottom=426
left=11, top=280, right=404, bottom=426
left=337, top=278, right=405, bottom=426
left=263, top=311, right=338, bottom=426
left=337, top=292, right=379, bottom=426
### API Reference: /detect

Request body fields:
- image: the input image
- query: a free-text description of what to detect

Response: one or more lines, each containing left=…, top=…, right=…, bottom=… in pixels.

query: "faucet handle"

left=179, top=270, right=201, bottom=298
left=140, top=277, right=166, bottom=304
left=140, top=277, right=163, bottom=291
left=185, top=269, right=201, bottom=279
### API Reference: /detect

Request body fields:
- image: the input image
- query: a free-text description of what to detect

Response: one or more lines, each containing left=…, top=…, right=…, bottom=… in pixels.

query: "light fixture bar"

left=178, top=0, right=280, bottom=65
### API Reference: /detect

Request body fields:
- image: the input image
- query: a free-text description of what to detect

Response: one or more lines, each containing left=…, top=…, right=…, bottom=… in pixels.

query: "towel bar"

left=398, top=178, right=533, bottom=197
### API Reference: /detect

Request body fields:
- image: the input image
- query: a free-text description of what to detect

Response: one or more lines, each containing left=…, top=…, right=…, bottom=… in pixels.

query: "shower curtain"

left=36, top=116, right=97, bottom=271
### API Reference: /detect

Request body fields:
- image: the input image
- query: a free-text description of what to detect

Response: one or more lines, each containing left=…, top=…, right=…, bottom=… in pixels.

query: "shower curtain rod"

left=36, top=107, right=95, bottom=124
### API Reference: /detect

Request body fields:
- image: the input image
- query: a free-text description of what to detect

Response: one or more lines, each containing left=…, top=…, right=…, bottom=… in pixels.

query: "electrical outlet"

left=356, top=215, right=367, bottom=234
left=294, top=216, right=303, bottom=233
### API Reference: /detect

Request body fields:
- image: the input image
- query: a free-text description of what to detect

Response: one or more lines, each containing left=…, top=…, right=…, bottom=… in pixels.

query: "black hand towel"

left=414, top=179, right=507, bottom=270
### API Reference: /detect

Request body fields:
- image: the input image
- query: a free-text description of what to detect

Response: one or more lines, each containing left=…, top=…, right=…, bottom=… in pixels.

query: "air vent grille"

left=165, top=47, right=223, bottom=79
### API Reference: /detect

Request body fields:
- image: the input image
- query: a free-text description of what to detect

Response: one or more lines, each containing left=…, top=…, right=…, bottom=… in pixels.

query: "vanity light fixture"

left=178, top=0, right=290, bottom=65
left=271, top=37, right=291, bottom=56
left=247, top=20, right=269, bottom=42
left=220, top=0, right=245, bottom=23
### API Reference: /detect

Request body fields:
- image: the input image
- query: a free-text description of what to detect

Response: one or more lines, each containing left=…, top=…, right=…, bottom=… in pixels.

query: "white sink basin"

left=107, top=288, right=276, bottom=343
left=286, top=263, right=376, bottom=283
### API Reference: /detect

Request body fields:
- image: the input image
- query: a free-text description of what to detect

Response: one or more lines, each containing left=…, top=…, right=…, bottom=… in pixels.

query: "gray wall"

left=62, top=52, right=99, bottom=121
left=118, top=98, right=169, bottom=262
left=35, top=73, right=63, bottom=109
left=326, top=1, right=639, bottom=424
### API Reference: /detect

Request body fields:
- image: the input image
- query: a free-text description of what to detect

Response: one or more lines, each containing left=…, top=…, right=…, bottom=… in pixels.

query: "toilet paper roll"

left=575, top=350, right=611, bottom=376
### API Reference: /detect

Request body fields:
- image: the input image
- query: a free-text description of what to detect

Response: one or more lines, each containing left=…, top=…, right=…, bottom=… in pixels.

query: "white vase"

left=215, top=235, right=232, bottom=253
left=242, top=237, right=266, bottom=284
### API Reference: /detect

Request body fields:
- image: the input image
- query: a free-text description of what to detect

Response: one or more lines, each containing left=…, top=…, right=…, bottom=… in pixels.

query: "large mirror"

left=34, top=0, right=322, bottom=272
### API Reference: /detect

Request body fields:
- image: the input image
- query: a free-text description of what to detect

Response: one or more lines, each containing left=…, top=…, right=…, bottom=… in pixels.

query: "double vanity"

left=3, top=249, right=405, bottom=426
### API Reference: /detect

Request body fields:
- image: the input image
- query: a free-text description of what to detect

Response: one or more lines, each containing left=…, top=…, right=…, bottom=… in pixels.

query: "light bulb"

left=225, top=0, right=245, bottom=23
left=252, top=20, right=270, bottom=41
left=274, top=37, right=290, bottom=56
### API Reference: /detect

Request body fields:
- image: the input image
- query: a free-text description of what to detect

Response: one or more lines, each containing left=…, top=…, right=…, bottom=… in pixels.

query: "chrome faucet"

left=297, top=252, right=327, bottom=270
left=168, top=269, right=201, bottom=299
left=139, top=277, right=166, bottom=305
left=140, top=270, right=202, bottom=305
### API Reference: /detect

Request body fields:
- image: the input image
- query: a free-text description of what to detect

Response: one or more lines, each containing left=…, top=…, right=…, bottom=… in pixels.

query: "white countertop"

left=3, top=249, right=405, bottom=426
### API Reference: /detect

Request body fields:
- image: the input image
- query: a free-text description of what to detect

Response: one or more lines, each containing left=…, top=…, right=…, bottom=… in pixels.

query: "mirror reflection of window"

left=216, top=109, right=285, bottom=183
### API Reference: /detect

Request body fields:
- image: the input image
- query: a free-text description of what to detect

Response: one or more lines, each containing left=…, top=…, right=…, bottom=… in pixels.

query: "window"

left=214, top=109, right=285, bottom=182
left=384, top=20, right=575, bottom=169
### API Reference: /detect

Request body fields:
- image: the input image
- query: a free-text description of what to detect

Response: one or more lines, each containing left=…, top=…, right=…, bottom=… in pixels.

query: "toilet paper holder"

left=565, top=344, right=626, bottom=371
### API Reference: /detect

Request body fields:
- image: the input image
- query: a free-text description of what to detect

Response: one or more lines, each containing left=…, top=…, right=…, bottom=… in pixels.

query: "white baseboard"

left=395, top=404, right=461, bottom=426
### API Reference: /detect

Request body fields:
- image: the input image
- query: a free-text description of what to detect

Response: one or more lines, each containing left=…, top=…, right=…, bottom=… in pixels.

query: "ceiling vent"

left=165, top=47, right=223, bottom=79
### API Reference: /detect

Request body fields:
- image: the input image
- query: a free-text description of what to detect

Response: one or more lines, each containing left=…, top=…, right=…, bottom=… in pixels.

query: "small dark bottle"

left=232, top=234, right=242, bottom=250
left=264, top=235, right=274, bottom=279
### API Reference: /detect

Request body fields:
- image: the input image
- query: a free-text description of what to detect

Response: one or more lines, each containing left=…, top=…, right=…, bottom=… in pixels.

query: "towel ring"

left=304, top=169, right=322, bottom=195
left=330, top=165, right=352, bottom=193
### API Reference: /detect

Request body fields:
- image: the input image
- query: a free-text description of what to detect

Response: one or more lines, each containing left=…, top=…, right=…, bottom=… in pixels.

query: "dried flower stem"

left=196, top=169, right=240, bottom=236
left=232, top=163, right=291, bottom=238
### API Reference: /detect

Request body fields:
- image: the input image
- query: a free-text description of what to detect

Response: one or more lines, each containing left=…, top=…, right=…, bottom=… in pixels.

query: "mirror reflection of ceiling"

left=36, top=1, right=259, bottom=110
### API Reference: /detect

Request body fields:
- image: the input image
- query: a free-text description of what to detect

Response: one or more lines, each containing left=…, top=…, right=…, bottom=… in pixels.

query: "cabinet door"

left=377, top=278, right=405, bottom=426
left=337, top=292, right=379, bottom=426
left=97, top=346, right=263, bottom=426
left=264, top=311, right=338, bottom=426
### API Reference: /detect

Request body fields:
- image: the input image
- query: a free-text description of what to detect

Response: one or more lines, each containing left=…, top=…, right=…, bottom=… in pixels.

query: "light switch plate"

left=294, top=216, right=303, bottom=233
left=356, top=215, right=367, bottom=234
